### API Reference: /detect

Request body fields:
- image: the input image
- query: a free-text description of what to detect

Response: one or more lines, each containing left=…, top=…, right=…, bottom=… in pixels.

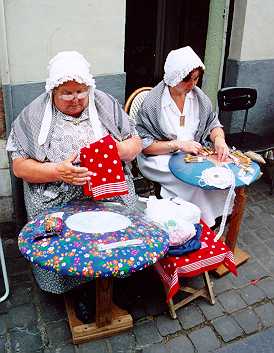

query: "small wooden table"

left=169, top=152, right=260, bottom=276
left=64, top=277, right=133, bottom=343
left=18, top=201, right=169, bottom=343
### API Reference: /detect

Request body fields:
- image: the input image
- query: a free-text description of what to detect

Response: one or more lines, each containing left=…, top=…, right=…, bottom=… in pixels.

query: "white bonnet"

left=163, top=46, right=205, bottom=87
left=39, top=51, right=98, bottom=146
left=45, top=51, right=95, bottom=92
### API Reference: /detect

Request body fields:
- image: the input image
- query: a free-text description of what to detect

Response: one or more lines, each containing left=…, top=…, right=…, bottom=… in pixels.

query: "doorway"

left=124, top=0, right=210, bottom=99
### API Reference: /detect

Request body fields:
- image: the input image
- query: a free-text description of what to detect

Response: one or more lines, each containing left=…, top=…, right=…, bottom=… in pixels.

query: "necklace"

left=174, top=95, right=185, bottom=127
left=72, top=117, right=81, bottom=125
left=179, top=115, right=185, bottom=127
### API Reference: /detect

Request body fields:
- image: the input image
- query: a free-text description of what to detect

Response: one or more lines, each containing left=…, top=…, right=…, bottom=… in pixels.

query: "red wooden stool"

left=155, top=221, right=237, bottom=319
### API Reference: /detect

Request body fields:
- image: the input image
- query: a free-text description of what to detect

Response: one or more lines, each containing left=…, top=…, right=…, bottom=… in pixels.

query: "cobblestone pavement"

left=1, top=179, right=274, bottom=353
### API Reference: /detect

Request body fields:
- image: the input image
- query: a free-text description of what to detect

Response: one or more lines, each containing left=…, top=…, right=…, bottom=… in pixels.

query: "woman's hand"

left=214, top=136, right=230, bottom=162
left=176, top=140, right=202, bottom=155
left=56, top=154, right=91, bottom=185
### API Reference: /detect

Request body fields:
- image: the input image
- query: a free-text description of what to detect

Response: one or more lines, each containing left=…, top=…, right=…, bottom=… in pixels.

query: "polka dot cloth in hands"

left=80, top=134, right=129, bottom=200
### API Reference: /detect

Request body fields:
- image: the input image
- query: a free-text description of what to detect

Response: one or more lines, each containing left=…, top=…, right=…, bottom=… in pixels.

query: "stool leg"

left=203, top=272, right=215, bottom=305
left=167, top=298, right=177, bottom=319
left=0, top=238, right=9, bottom=303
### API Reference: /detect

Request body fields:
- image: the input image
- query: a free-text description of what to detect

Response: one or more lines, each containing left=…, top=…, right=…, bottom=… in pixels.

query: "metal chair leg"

left=0, top=237, right=9, bottom=302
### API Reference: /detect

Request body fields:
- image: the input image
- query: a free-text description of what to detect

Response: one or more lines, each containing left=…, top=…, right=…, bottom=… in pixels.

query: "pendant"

left=73, top=119, right=80, bottom=125
left=180, top=115, right=185, bottom=127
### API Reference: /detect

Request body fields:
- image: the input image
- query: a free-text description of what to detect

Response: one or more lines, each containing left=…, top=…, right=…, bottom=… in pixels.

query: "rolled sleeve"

left=6, top=128, right=29, bottom=159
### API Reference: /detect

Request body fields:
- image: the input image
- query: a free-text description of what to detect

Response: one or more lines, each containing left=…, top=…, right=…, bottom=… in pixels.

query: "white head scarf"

left=38, top=51, right=103, bottom=146
left=45, top=51, right=95, bottom=92
left=163, top=46, right=205, bottom=87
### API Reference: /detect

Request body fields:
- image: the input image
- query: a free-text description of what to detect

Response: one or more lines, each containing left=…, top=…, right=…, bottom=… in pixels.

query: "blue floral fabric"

left=18, top=201, right=169, bottom=280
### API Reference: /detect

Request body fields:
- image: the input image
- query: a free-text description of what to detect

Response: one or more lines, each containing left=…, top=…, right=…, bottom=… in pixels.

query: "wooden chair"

left=0, top=237, right=9, bottom=302
left=124, top=87, right=160, bottom=197
left=124, top=87, right=153, bottom=121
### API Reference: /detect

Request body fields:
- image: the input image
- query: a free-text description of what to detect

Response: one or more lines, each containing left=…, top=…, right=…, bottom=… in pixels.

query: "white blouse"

left=160, top=85, right=200, bottom=141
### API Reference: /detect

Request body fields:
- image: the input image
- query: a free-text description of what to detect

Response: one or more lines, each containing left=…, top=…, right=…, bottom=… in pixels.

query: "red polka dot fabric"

left=80, top=135, right=128, bottom=200
left=154, top=220, right=237, bottom=302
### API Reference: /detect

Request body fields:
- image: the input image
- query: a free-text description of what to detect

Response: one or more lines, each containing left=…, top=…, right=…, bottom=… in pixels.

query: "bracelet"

left=214, top=135, right=224, bottom=142
left=167, top=141, right=178, bottom=153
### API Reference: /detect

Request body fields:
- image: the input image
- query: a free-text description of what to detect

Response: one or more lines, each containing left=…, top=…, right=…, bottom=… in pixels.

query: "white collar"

left=38, top=90, right=104, bottom=145
left=162, top=85, right=195, bottom=108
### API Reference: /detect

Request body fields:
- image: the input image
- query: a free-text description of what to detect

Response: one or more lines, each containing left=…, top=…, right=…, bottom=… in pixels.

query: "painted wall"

left=230, top=0, right=274, bottom=61
left=0, top=0, right=126, bottom=223
left=1, top=0, right=127, bottom=132
left=2, top=0, right=126, bottom=85
left=222, top=0, right=274, bottom=136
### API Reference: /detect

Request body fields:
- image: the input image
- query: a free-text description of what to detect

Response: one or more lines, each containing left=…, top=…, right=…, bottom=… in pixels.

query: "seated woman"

left=136, top=46, right=231, bottom=227
left=6, top=51, right=142, bottom=294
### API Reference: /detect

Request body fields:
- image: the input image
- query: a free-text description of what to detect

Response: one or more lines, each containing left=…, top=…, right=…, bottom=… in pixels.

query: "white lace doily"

left=65, top=211, right=131, bottom=233
left=199, top=167, right=234, bottom=189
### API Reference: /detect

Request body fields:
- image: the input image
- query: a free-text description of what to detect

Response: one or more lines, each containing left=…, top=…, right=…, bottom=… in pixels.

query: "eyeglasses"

left=58, top=90, right=89, bottom=101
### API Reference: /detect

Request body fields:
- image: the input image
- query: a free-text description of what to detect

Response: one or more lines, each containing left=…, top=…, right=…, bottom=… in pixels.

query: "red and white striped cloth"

left=80, top=135, right=128, bottom=200
left=154, top=220, right=237, bottom=302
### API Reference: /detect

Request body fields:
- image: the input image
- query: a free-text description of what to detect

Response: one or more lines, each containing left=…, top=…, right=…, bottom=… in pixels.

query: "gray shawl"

left=12, top=89, right=134, bottom=162
left=135, top=81, right=222, bottom=149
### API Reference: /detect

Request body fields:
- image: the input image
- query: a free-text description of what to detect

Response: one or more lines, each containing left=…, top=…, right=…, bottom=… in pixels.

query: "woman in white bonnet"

left=136, top=46, right=231, bottom=227
left=7, top=51, right=142, bottom=295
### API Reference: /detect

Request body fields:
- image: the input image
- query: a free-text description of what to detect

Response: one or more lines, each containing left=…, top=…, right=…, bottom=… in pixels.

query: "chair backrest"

left=124, top=87, right=152, bottom=121
left=124, top=86, right=160, bottom=197
left=217, top=87, right=257, bottom=112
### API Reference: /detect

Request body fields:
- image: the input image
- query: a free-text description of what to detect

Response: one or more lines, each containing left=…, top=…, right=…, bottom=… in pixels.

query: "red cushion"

left=155, top=220, right=237, bottom=301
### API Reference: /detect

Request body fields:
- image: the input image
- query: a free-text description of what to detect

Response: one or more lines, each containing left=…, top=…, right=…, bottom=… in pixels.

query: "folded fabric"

left=167, top=223, right=202, bottom=256
left=80, top=145, right=92, bottom=196
left=80, top=135, right=128, bottom=200
left=167, top=219, right=196, bottom=246
left=145, top=197, right=201, bottom=225
left=44, top=215, right=63, bottom=235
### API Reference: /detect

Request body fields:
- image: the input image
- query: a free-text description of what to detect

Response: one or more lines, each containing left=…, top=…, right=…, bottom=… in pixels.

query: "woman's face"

left=53, top=80, right=89, bottom=117
left=174, top=69, right=200, bottom=94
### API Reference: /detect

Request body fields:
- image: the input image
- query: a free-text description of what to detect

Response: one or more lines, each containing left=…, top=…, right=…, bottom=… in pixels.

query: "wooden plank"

left=173, top=288, right=208, bottom=311
left=96, top=277, right=113, bottom=327
left=64, top=294, right=133, bottom=344
left=203, top=272, right=215, bottom=304
left=213, top=247, right=250, bottom=277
